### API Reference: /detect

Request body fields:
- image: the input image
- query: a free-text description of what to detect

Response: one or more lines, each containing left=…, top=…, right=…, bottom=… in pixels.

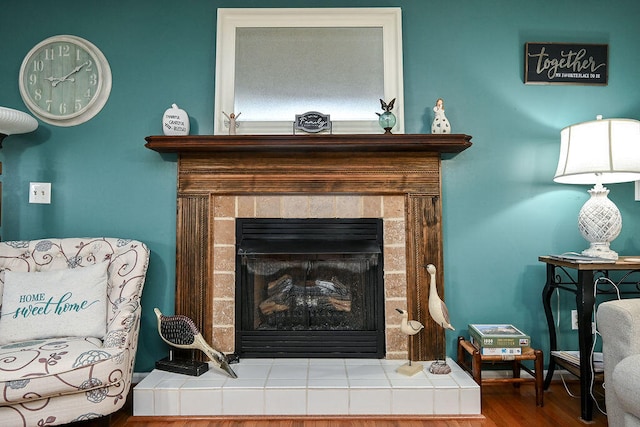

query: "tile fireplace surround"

left=142, top=133, right=474, bottom=418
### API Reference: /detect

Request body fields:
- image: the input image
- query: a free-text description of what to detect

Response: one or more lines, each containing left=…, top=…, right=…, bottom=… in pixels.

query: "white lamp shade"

left=554, top=118, right=640, bottom=184
left=0, top=106, right=38, bottom=136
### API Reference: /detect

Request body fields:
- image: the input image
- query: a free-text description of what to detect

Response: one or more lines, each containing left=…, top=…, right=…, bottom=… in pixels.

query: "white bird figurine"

left=426, top=264, right=454, bottom=374
left=154, top=308, right=237, bottom=378
left=395, top=308, right=424, bottom=335
left=395, top=308, right=424, bottom=374
left=427, top=264, right=454, bottom=331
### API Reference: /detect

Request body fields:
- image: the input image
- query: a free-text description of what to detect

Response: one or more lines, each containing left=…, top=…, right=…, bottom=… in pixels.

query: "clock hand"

left=45, top=76, right=62, bottom=84
left=51, top=77, right=75, bottom=87
left=50, top=62, right=90, bottom=87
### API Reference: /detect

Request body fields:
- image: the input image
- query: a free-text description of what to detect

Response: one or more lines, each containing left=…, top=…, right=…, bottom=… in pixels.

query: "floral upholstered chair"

left=0, top=238, right=149, bottom=426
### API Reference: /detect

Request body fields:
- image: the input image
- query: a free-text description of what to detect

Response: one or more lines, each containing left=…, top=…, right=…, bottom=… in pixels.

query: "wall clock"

left=19, top=35, right=112, bottom=127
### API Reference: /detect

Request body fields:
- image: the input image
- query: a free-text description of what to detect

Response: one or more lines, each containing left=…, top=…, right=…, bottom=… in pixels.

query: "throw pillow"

left=0, top=262, right=108, bottom=345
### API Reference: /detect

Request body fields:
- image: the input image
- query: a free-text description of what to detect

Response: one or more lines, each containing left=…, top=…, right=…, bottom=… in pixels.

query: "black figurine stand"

left=155, top=350, right=209, bottom=376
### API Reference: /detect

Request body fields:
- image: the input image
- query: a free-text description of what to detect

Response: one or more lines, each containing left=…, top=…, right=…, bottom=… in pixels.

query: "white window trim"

left=214, top=7, right=404, bottom=135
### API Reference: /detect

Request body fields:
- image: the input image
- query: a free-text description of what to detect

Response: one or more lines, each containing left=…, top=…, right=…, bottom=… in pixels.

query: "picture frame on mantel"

left=524, top=42, right=608, bottom=85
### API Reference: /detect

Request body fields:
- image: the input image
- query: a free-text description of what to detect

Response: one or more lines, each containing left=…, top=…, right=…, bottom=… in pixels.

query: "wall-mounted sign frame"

left=525, top=42, right=608, bottom=85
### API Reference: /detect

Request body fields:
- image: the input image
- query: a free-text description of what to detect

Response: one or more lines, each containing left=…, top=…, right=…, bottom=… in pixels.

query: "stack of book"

left=468, top=324, right=531, bottom=356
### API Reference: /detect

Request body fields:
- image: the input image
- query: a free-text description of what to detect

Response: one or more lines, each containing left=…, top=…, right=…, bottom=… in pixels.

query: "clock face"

left=19, top=35, right=112, bottom=126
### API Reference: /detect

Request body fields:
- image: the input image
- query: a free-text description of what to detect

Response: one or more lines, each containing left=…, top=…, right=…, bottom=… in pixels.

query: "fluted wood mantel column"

left=146, top=133, right=471, bottom=361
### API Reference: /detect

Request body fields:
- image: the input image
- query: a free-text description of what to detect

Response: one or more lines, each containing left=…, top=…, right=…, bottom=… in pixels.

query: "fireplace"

left=144, top=133, right=472, bottom=361
left=235, top=218, right=385, bottom=358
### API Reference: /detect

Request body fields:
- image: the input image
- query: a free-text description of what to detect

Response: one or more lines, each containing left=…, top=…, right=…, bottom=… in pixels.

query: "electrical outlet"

left=571, top=310, right=579, bottom=330
left=29, top=182, right=51, bottom=204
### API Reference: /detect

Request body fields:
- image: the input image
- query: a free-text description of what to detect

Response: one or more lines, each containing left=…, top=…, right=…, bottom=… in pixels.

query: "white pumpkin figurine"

left=162, top=103, right=190, bottom=136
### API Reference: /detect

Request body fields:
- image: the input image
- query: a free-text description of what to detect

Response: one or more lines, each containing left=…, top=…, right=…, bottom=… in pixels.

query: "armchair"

left=597, top=298, right=640, bottom=427
left=0, top=238, right=149, bottom=426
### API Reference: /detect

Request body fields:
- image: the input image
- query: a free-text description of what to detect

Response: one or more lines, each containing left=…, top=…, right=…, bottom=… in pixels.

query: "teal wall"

left=1, top=1, right=639, bottom=371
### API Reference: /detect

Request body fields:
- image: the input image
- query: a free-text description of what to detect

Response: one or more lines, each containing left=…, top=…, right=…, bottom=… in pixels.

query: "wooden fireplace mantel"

left=145, top=133, right=472, bottom=361
left=145, top=133, right=472, bottom=154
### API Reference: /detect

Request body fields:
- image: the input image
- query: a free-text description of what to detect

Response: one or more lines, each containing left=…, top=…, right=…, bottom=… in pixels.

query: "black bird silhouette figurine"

left=154, top=308, right=237, bottom=378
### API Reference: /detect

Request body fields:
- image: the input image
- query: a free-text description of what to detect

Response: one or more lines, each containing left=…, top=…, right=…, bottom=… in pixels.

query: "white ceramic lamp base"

left=578, top=184, right=621, bottom=260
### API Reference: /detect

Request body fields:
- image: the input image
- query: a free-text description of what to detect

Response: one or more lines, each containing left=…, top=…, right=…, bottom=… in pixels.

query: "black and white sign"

left=294, top=111, right=332, bottom=133
left=525, top=43, right=608, bottom=85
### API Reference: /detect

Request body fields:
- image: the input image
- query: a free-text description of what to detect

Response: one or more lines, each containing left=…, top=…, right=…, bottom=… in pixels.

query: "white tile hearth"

left=133, top=358, right=480, bottom=417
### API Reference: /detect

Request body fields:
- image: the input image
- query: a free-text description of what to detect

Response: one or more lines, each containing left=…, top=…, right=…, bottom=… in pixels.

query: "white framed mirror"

left=214, top=8, right=404, bottom=135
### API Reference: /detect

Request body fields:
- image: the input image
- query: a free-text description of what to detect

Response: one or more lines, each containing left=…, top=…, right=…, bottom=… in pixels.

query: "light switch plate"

left=29, top=182, right=51, bottom=204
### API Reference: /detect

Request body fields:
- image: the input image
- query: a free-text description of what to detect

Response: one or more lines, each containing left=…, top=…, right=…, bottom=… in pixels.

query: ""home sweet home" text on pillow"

left=0, top=262, right=108, bottom=345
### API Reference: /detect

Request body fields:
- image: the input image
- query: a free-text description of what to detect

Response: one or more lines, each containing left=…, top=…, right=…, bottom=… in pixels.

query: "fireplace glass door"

left=235, top=218, right=385, bottom=358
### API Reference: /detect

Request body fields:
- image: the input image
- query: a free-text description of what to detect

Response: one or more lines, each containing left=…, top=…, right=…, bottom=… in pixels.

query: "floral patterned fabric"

left=0, top=238, right=149, bottom=426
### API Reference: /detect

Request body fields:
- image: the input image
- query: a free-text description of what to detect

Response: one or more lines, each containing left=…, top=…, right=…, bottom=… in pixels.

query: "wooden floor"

left=105, top=381, right=609, bottom=427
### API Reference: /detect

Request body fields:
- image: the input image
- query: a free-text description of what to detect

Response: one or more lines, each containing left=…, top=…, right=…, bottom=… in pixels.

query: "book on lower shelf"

left=469, top=337, right=523, bottom=355
left=550, top=350, right=604, bottom=372
left=468, top=324, right=531, bottom=348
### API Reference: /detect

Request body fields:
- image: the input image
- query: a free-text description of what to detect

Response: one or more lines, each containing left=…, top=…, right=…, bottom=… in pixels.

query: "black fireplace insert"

left=235, top=218, right=385, bottom=358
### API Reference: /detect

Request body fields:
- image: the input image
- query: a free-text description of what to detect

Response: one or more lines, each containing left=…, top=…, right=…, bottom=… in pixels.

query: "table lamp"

left=0, top=106, right=37, bottom=147
left=554, top=116, right=640, bottom=260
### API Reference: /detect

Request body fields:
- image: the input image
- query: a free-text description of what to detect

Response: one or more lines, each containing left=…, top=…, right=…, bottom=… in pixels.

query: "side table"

left=540, top=255, right=640, bottom=421
left=457, top=336, right=544, bottom=406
